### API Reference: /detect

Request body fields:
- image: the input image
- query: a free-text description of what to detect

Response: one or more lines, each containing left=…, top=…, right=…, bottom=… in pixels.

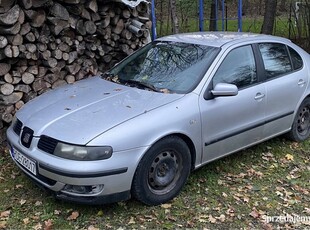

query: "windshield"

left=103, top=41, right=219, bottom=94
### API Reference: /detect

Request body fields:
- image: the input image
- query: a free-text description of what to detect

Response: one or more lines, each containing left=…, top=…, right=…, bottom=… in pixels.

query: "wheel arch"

left=151, top=133, right=197, bottom=171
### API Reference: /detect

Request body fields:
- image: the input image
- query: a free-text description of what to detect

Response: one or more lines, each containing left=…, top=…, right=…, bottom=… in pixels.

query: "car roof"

left=156, top=32, right=292, bottom=47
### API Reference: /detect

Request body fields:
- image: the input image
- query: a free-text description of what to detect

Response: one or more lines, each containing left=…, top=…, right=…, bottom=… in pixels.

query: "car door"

left=258, top=43, right=308, bottom=138
left=199, top=44, right=266, bottom=163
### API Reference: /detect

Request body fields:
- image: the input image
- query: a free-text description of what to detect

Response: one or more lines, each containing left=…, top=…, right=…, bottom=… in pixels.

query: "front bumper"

left=6, top=126, right=148, bottom=204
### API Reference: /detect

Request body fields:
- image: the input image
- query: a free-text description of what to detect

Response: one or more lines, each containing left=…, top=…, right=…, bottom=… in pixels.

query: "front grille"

left=38, top=135, right=58, bottom=154
left=13, top=119, right=23, bottom=135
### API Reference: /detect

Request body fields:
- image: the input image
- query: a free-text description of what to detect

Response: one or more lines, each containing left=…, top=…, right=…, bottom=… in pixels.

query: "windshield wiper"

left=121, top=79, right=160, bottom=92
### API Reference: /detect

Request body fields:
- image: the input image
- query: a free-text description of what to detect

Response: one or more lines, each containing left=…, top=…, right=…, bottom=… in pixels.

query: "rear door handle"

left=298, top=79, right=306, bottom=87
left=254, top=93, right=265, bottom=101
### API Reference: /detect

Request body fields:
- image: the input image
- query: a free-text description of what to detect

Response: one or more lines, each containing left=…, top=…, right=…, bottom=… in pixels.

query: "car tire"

left=132, top=136, right=191, bottom=206
left=287, top=97, right=310, bottom=142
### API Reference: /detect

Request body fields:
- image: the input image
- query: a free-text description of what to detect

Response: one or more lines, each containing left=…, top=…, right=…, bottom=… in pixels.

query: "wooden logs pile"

left=0, top=0, right=152, bottom=134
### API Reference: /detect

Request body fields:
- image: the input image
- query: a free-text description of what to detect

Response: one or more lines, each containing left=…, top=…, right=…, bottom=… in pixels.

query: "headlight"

left=54, top=143, right=113, bottom=161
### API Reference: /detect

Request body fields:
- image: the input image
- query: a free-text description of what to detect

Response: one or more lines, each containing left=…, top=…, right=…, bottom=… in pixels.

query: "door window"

left=212, top=45, right=257, bottom=89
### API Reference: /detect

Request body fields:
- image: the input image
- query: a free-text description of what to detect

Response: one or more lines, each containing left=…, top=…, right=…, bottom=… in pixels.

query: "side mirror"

left=211, top=83, right=238, bottom=97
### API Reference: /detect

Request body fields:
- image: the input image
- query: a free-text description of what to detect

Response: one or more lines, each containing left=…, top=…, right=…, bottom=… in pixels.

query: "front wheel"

left=287, top=98, right=310, bottom=142
left=132, top=136, right=191, bottom=206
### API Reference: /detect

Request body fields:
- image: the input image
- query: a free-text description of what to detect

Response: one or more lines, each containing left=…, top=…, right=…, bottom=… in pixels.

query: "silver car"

left=6, top=32, right=310, bottom=205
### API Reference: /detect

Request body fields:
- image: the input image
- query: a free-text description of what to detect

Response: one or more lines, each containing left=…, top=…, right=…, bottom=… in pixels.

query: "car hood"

left=17, top=76, right=183, bottom=145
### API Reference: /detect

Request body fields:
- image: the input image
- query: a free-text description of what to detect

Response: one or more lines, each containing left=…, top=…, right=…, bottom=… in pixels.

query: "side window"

left=213, top=45, right=257, bottom=89
left=288, top=46, right=303, bottom=70
left=259, top=43, right=292, bottom=79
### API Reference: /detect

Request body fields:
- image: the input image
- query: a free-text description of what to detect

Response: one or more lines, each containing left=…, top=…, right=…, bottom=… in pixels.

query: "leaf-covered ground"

left=0, top=137, right=309, bottom=229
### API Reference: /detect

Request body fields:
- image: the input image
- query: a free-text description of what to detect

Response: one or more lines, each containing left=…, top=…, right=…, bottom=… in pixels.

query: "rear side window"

left=288, top=46, right=303, bottom=70
left=259, top=43, right=292, bottom=79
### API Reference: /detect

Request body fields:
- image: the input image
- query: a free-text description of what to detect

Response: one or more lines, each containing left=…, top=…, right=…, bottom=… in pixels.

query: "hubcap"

left=297, top=107, right=310, bottom=136
left=148, top=151, right=181, bottom=195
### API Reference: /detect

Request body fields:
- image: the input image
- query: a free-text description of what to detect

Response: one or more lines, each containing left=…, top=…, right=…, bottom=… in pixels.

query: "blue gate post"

left=199, top=0, right=204, bottom=31
left=221, top=0, right=225, bottom=31
left=238, top=0, right=243, bottom=32
left=151, top=0, right=157, bottom=40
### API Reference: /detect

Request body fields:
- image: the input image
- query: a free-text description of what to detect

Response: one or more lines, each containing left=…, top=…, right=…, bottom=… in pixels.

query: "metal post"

left=221, top=0, right=225, bottom=31
left=151, top=0, right=157, bottom=40
left=238, top=0, right=243, bottom=32
left=215, top=0, right=218, bottom=31
left=199, top=0, right=204, bottom=31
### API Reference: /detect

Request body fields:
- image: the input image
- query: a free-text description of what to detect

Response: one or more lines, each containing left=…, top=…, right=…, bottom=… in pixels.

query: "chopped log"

left=2, top=112, right=13, bottom=123
left=4, top=73, right=13, bottom=83
left=85, top=21, right=97, bottom=34
left=0, top=0, right=15, bottom=14
left=48, top=18, right=70, bottom=35
left=52, top=49, right=63, bottom=60
left=127, top=25, right=143, bottom=37
left=65, top=75, right=75, bottom=84
left=1, top=83, right=14, bottom=95
left=0, top=92, right=23, bottom=105
left=18, top=7, right=25, bottom=24
left=131, top=19, right=145, bottom=29
left=81, top=8, right=91, bottom=20
left=66, top=63, right=81, bottom=75
left=122, top=9, right=131, bottom=19
left=86, top=0, right=98, bottom=13
left=22, top=72, right=35, bottom=84
left=0, top=22, right=21, bottom=35
left=31, top=9, right=46, bottom=27
left=20, top=22, right=31, bottom=35
left=0, top=36, right=8, bottom=48
left=40, top=50, right=52, bottom=60
left=7, top=34, right=23, bottom=46
left=27, top=66, right=39, bottom=75
left=4, top=45, right=20, bottom=58
left=76, top=20, right=86, bottom=35
left=43, top=58, right=57, bottom=68
left=113, top=19, right=124, bottom=34
left=0, top=5, right=20, bottom=26
left=58, top=0, right=80, bottom=4
left=50, top=3, right=70, bottom=20
left=32, top=0, right=51, bottom=8
left=15, top=100, right=24, bottom=110
left=15, top=84, right=31, bottom=93
left=44, top=73, right=58, bottom=84
left=12, top=77, right=22, bottom=84
left=52, top=79, right=66, bottom=88
left=66, top=5, right=83, bottom=16
left=21, top=0, right=32, bottom=10
left=91, top=12, right=101, bottom=22
left=32, top=79, right=51, bottom=92
left=37, top=66, right=48, bottom=78
left=68, top=51, right=78, bottom=64
left=25, top=43, right=37, bottom=53
left=25, top=32, right=36, bottom=42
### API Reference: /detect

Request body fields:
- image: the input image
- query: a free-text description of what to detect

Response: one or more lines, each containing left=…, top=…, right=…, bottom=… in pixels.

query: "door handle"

left=298, top=79, right=306, bottom=87
left=254, top=93, right=265, bottom=101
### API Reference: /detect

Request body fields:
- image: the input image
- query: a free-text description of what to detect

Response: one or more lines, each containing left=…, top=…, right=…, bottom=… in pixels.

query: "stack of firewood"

left=0, top=0, right=151, bottom=130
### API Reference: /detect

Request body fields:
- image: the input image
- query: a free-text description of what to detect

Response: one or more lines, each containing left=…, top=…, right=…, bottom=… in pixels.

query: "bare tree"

left=261, top=0, right=278, bottom=34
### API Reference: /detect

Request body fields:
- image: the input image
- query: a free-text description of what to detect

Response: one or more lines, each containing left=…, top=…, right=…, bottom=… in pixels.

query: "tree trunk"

left=209, top=0, right=217, bottom=31
left=169, top=0, right=179, bottom=34
left=261, top=0, right=278, bottom=34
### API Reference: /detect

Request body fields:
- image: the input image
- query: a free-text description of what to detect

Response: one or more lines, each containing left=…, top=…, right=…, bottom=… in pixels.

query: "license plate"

left=12, top=148, right=37, bottom=176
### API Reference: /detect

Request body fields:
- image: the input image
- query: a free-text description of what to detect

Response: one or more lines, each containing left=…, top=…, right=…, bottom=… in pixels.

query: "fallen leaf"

left=44, top=219, right=53, bottom=230
left=88, top=226, right=99, bottom=230
left=249, top=209, right=260, bottom=218
left=161, top=203, right=172, bottom=209
left=23, top=218, right=30, bottom=225
left=67, top=211, right=79, bottom=221
left=0, top=221, right=7, bottom=229
left=217, top=214, right=226, bottom=222
left=208, top=215, right=217, bottom=223
left=54, top=210, right=61, bottom=215
left=35, top=201, right=42, bottom=206
left=20, top=199, right=26, bottom=205
left=33, top=223, right=42, bottom=230
left=0, top=211, right=10, bottom=218
left=97, top=210, right=104, bottom=216
left=285, top=154, right=294, bottom=161
left=128, top=217, right=135, bottom=224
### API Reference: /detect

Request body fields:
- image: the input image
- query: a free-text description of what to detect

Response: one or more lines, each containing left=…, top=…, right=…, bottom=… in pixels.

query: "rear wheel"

left=132, top=136, right=191, bottom=205
left=287, top=98, right=310, bottom=142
